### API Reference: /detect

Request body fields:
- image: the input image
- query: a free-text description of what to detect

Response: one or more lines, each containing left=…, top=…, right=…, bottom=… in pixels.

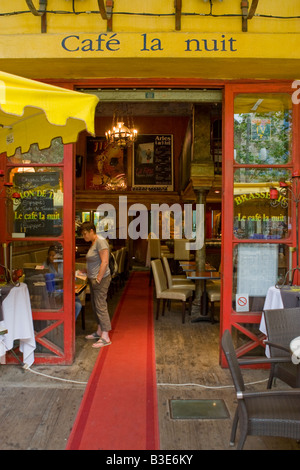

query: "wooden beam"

left=106, top=0, right=114, bottom=32
left=248, top=0, right=259, bottom=19
left=25, top=0, right=47, bottom=33
left=175, top=0, right=182, bottom=31
left=97, top=0, right=108, bottom=20
left=241, top=0, right=249, bottom=32
left=25, top=0, right=46, bottom=16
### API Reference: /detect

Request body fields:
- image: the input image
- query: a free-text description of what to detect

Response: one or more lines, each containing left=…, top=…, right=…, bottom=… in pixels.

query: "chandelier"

left=105, top=112, right=138, bottom=148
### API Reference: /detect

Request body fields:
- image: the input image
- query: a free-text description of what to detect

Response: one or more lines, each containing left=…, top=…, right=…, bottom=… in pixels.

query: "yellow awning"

left=0, top=71, right=99, bottom=156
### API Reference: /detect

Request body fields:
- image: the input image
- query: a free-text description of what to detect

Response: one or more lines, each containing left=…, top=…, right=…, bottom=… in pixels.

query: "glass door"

left=220, top=83, right=299, bottom=366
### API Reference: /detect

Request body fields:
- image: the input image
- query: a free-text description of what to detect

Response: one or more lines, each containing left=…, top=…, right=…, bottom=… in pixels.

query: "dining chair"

left=151, top=259, right=193, bottom=323
left=222, top=329, right=300, bottom=450
left=263, top=307, right=300, bottom=388
left=206, top=284, right=220, bottom=324
left=173, top=239, right=194, bottom=261
left=148, top=239, right=161, bottom=285
left=75, top=262, right=89, bottom=329
left=173, top=239, right=194, bottom=274
left=76, top=287, right=86, bottom=329
left=161, top=255, right=195, bottom=291
left=117, top=247, right=127, bottom=287
left=148, top=238, right=173, bottom=285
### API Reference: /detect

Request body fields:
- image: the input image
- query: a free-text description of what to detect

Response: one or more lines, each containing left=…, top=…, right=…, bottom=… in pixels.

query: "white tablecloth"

left=259, top=286, right=284, bottom=357
left=0, top=283, right=36, bottom=366
left=260, top=286, right=283, bottom=335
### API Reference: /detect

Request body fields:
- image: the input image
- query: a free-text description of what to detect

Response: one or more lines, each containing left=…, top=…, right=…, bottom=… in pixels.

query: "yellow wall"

left=0, top=1, right=299, bottom=80
left=1, top=1, right=300, bottom=34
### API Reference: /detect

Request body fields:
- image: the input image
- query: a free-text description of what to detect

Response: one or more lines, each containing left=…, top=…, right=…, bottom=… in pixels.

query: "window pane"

left=232, top=243, right=290, bottom=313
left=234, top=94, right=292, bottom=164
left=234, top=168, right=291, bottom=240
left=10, top=241, right=63, bottom=311
left=8, top=167, right=63, bottom=237
left=7, top=137, right=64, bottom=164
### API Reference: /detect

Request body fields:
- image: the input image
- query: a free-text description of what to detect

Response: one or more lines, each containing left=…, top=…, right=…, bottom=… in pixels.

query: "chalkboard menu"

left=13, top=172, right=62, bottom=236
left=133, top=135, right=173, bottom=191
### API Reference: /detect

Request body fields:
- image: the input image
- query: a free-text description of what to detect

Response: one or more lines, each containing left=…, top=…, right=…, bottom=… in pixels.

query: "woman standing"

left=80, top=221, right=112, bottom=348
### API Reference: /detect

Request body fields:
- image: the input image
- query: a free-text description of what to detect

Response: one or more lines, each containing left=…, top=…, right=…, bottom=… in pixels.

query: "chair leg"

left=210, top=301, right=215, bottom=324
left=182, top=301, right=186, bottom=323
left=149, top=267, right=153, bottom=286
left=230, top=408, right=239, bottom=447
left=156, top=298, right=160, bottom=320
left=81, top=306, right=85, bottom=330
left=237, top=427, right=247, bottom=451
left=162, top=299, right=167, bottom=316
left=188, top=296, right=192, bottom=315
left=267, top=364, right=275, bottom=389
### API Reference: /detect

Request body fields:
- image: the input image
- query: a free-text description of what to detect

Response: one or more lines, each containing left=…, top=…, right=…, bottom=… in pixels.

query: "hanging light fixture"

left=105, top=108, right=138, bottom=148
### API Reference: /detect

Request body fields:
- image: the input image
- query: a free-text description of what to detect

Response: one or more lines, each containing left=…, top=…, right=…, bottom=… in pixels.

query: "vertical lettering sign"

left=13, top=172, right=62, bottom=236
left=133, top=135, right=173, bottom=191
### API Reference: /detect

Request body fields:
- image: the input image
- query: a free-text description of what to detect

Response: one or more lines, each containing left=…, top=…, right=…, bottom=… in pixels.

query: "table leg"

left=191, top=281, right=212, bottom=323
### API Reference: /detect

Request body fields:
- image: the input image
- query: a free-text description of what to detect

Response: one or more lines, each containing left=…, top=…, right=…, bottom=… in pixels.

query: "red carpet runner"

left=66, top=271, right=160, bottom=450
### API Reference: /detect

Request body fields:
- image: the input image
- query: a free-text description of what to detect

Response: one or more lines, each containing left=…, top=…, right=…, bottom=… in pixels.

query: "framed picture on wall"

left=133, top=134, right=173, bottom=191
left=86, top=137, right=127, bottom=190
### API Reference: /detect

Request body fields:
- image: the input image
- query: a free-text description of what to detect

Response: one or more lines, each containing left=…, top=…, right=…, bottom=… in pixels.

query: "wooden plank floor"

left=154, top=301, right=300, bottom=451
left=0, top=273, right=299, bottom=451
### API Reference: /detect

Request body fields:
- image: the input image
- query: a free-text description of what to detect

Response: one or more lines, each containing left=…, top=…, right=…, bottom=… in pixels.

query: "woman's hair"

left=80, top=221, right=96, bottom=233
left=47, top=246, right=57, bottom=255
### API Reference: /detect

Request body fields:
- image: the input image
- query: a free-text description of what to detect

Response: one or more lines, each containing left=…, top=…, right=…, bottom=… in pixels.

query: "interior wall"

left=76, top=115, right=190, bottom=192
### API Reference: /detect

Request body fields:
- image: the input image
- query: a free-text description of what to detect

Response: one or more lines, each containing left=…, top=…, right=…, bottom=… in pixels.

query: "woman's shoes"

left=92, top=338, right=112, bottom=348
left=85, top=332, right=100, bottom=340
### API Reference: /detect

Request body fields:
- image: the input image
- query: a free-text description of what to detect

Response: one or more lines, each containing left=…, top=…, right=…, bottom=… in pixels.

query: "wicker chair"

left=222, top=329, right=300, bottom=450
left=263, top=307, right=300, bottom=389
left=151, top=259, right=193, bottom=323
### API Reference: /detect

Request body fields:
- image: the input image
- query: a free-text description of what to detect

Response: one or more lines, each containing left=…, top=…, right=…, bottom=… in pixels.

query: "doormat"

left=170, top=399, right=230, bottom=419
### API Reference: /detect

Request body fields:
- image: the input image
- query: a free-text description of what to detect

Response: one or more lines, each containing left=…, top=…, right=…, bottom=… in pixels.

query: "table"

left=180, top=262, right=216, bottom=272
left=75, top=280, right=87, bottom=296
left=290, top=336, right=300, bottom=364
left=187, top=271, right=221, bottom=322
left=260, top=285, right=300, bottom=356
left=0, top=283, right=36, bottom=366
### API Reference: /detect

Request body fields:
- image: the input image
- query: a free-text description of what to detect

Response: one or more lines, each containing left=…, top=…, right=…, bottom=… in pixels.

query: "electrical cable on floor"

left=23, top=364, right=88, bottom=385
left=157, top=378, right=268, bottom=389
left=5, top=341, right=269, bottom=389
left=22, top=362, right=268, bottom=389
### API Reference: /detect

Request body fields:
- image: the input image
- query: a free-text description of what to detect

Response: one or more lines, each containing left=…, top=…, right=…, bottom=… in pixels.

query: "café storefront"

left=0, top=4, right=300, bottom=366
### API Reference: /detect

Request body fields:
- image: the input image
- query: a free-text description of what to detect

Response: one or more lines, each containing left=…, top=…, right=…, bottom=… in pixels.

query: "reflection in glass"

left=7, top=137, right=64, bottom=164
left=234, top=94, right=292, bottom=164
left=8, top=167, right=63, bottom=237
left=234, top=168, right=291, bottom=240
left=232, top=243, right=290, bottom=313
left=10, top=241, right=63, bottom=311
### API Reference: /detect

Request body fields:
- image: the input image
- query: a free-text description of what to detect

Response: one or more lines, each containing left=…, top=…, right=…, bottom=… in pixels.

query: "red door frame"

left=2, top=77, right=298, bottom=366
left=2, top=143, right=75, bottom=365
left=220, top=82, right=300, bottom=367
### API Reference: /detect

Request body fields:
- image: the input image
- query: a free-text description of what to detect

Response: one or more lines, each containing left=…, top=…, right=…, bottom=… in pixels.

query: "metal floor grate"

left=170, top=399, right=230, bottom=420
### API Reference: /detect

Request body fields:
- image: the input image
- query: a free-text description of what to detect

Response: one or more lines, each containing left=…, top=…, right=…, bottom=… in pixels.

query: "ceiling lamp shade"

left=0, top=71, right=99, bottom=156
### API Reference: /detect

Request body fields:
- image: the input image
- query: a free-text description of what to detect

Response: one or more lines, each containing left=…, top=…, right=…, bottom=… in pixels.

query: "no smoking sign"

left=236, top=294, right=249, bottom=312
